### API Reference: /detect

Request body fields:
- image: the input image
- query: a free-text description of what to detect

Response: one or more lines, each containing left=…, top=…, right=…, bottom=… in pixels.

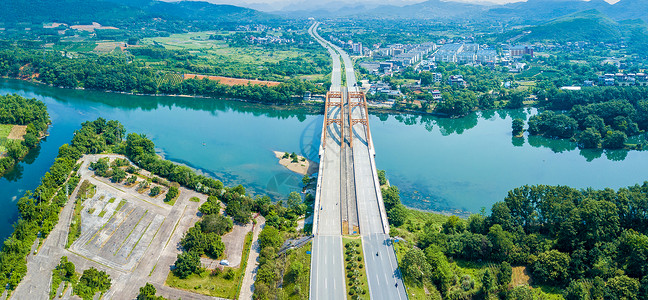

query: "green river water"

left=0, top=78, right=647, bottom=242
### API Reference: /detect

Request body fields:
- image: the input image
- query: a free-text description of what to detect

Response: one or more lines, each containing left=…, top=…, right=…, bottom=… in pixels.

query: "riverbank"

left=273, top=151, right=318, bottom=176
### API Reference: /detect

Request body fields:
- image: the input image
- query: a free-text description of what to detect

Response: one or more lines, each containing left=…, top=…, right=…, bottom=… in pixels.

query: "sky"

left=162, top=0, right=620, bottom=11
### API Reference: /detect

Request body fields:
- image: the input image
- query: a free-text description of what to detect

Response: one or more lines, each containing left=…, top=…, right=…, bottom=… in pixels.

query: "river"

left=1, top=78, right=647, bottom=242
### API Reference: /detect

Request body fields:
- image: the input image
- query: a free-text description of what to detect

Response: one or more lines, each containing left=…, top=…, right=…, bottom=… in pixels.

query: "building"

left=456, top=52, right=476, bottom=64
left=475, top=50, right=497, bottom=63
left=352, top=42, right=363, bottom=56
left=449, top=75, right=466, bottom=87
left=509, top=45, right=534, bottom=58
left=433, top=73, right=443, bottom=83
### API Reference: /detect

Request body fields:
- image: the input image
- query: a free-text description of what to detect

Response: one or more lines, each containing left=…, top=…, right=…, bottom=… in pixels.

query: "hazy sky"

left=160, top=0, right=620, bottom=11
left=187, top=0, right=620, bottom=6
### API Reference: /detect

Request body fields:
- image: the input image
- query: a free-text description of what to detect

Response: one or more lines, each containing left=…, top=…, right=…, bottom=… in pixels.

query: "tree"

left=498, top=261, right=513, bottom=288
left=165, top=186, right=179, bottom=202
left=381, top=186, right=401, bottom=212
left=287, top=192, right=305, bottom=215
left=137, top=283, right=165, bottom=300
left=603, top=130, right=626, bottom=149
left=576, top=127, right=602, bottom=149
left=532, top=250, right=570, bottom=285
left=173, top=251, right=201, bottom=278
left=111, top=168, right=127, bottom=183
left=401, top=248, right=431, bottom=286
left=149, top=186, right=161, bottom=196
left=512, top=118, right=524, bottom=136
left=388, top=204, right=408, bottom=227
left=201, top=214, right=232, bottom=235
left=377, top=170, right=387, bottom=186
left=606, top=275, right=640, bottom=300
left=205, top=233, right=225, bottom=258
left=258, top=226, right=283, bottom=249
left=482, top=269, right=495, bottom=295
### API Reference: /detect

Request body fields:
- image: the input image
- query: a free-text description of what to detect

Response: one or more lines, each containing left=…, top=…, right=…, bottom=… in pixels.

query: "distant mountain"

left=366, top=0, right=487, bottom=19
left=606, top=0, right=648, bottom=21
left=0, top=0, right=272, bottom=25
left=521, top=10, right=621, bottom=43
left=485, top=0, right=612, bottom=23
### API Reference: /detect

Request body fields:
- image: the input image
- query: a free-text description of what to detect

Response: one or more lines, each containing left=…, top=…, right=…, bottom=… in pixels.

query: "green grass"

left=108, top=197, right=116, bottom=203
left=0, top=124, right=13, bottom=139
left=166, top=231, right=253, bottom=299
left=66, top=198, right=85, bottom=248
left=389, top=206, right=449, bottom=243
left=190, top=197, right=200, bottom=202
left=52, top=42, right=97, bottom=52
left=282, top=242, right=312, bottom=300
left=115, top=199, right=127, bottom=211
left=98, top=210, right=106, bottom=217
left=87, top=208, right=95, bottom=215
left=342, top=237, right=369, bottom=299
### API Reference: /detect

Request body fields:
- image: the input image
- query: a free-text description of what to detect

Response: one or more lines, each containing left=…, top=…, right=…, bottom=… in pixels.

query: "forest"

left=0, top=94, right=50, bottom=176
left=398, top=183, right=648, bottom=299
left=527, top=87, right=648, bottom=150
left=0, top=49, right=328, bottom=105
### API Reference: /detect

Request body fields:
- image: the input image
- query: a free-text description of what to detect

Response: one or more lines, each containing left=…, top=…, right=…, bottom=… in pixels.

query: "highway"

left=308, top=22, right=407, bottom=300
left=308, top=22, right=346, bottom=300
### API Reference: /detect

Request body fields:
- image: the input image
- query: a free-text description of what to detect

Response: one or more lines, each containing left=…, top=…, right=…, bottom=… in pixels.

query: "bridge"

left=308, top=22, right=407, bottom=300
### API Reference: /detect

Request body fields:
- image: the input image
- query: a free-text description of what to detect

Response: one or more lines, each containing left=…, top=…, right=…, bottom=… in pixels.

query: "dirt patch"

left=94, top=42, right=125, bottom=53
left=183, top=74, right=281, bottom=87
left=8, top=125, right=27, bottom=140
left=511, top=266, right=531, bottom=287
left=273, top=151, right=318, bottom=176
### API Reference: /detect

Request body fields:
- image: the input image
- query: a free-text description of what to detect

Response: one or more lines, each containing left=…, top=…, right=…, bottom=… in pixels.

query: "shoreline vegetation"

left=273, top=151, right=317, bottom=176
left=384, top=172, right=648, bottom=299
left=0, top=94, right=50, bottom=177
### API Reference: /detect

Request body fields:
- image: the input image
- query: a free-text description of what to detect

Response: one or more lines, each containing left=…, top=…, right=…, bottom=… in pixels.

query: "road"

left=309, top=21, right=407, bottom=300
left=308, top=22, right=347, bottom=300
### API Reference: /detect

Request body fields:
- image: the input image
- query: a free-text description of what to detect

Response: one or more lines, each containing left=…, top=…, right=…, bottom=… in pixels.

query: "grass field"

left=282, top=241, right=312, bottom=299
left=140, top=31, right=304, bottom=65
left=52, top=42, right=98, bottom=52
left=0, top=124, right=13, bottom=153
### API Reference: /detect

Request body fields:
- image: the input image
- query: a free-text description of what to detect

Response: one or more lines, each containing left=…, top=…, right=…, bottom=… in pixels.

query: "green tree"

left=512, top=118, right=525, bottom=136
left=532, top=250, right=570, bottom=285
left=201, top=214, right=233, bottom=235
left=381, top=186, right=401, bottom=212
left=401, top=248, right=431, bottom=286
left=482, top=269, right=495, bottom=295
left=603, top=130, right=626, bottom=149
left=111, top=168, right=127, bottom=183
left=498, top=261, right=513, bottom=289
left=173, top=251, right=201, bottom=278
left=258, top=226, right=283, bottom=249
left=577, top=127, right=602, bottom=149
left=387, top=204, right=408, bottom=227
left=606, top=275, right=639, bottom=300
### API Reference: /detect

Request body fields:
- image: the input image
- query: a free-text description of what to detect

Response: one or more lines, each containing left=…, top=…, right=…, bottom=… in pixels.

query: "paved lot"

left=11, top=155, right=224, bottom=300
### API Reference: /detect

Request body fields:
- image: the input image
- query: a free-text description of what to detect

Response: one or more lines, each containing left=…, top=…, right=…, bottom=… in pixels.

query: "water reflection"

left=580, top=149, right=604, bottom=162
left=512, top=136, right=524, bottom=147
left=605, top=149, right=629, bottom=161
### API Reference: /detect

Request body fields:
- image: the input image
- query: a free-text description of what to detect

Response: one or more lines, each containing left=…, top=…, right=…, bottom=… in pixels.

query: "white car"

left=220, top=260, right=230, bottom=266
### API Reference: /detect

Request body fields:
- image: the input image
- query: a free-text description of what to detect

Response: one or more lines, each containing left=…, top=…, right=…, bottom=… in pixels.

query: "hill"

left=521, top=10, right=622, bottom=43
left=0, top=0, right=272, bottom=26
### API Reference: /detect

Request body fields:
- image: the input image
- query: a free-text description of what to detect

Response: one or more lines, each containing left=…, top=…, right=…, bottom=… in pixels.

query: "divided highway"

left=308, top=22, right=407, bottom=300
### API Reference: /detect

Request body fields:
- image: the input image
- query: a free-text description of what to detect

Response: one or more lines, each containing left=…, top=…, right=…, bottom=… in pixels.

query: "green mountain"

left=511, top=10, right=623, bottom=43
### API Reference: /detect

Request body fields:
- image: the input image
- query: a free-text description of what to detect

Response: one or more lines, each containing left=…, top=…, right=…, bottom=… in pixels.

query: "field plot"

left=140, top=31, right=307, bottom=64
